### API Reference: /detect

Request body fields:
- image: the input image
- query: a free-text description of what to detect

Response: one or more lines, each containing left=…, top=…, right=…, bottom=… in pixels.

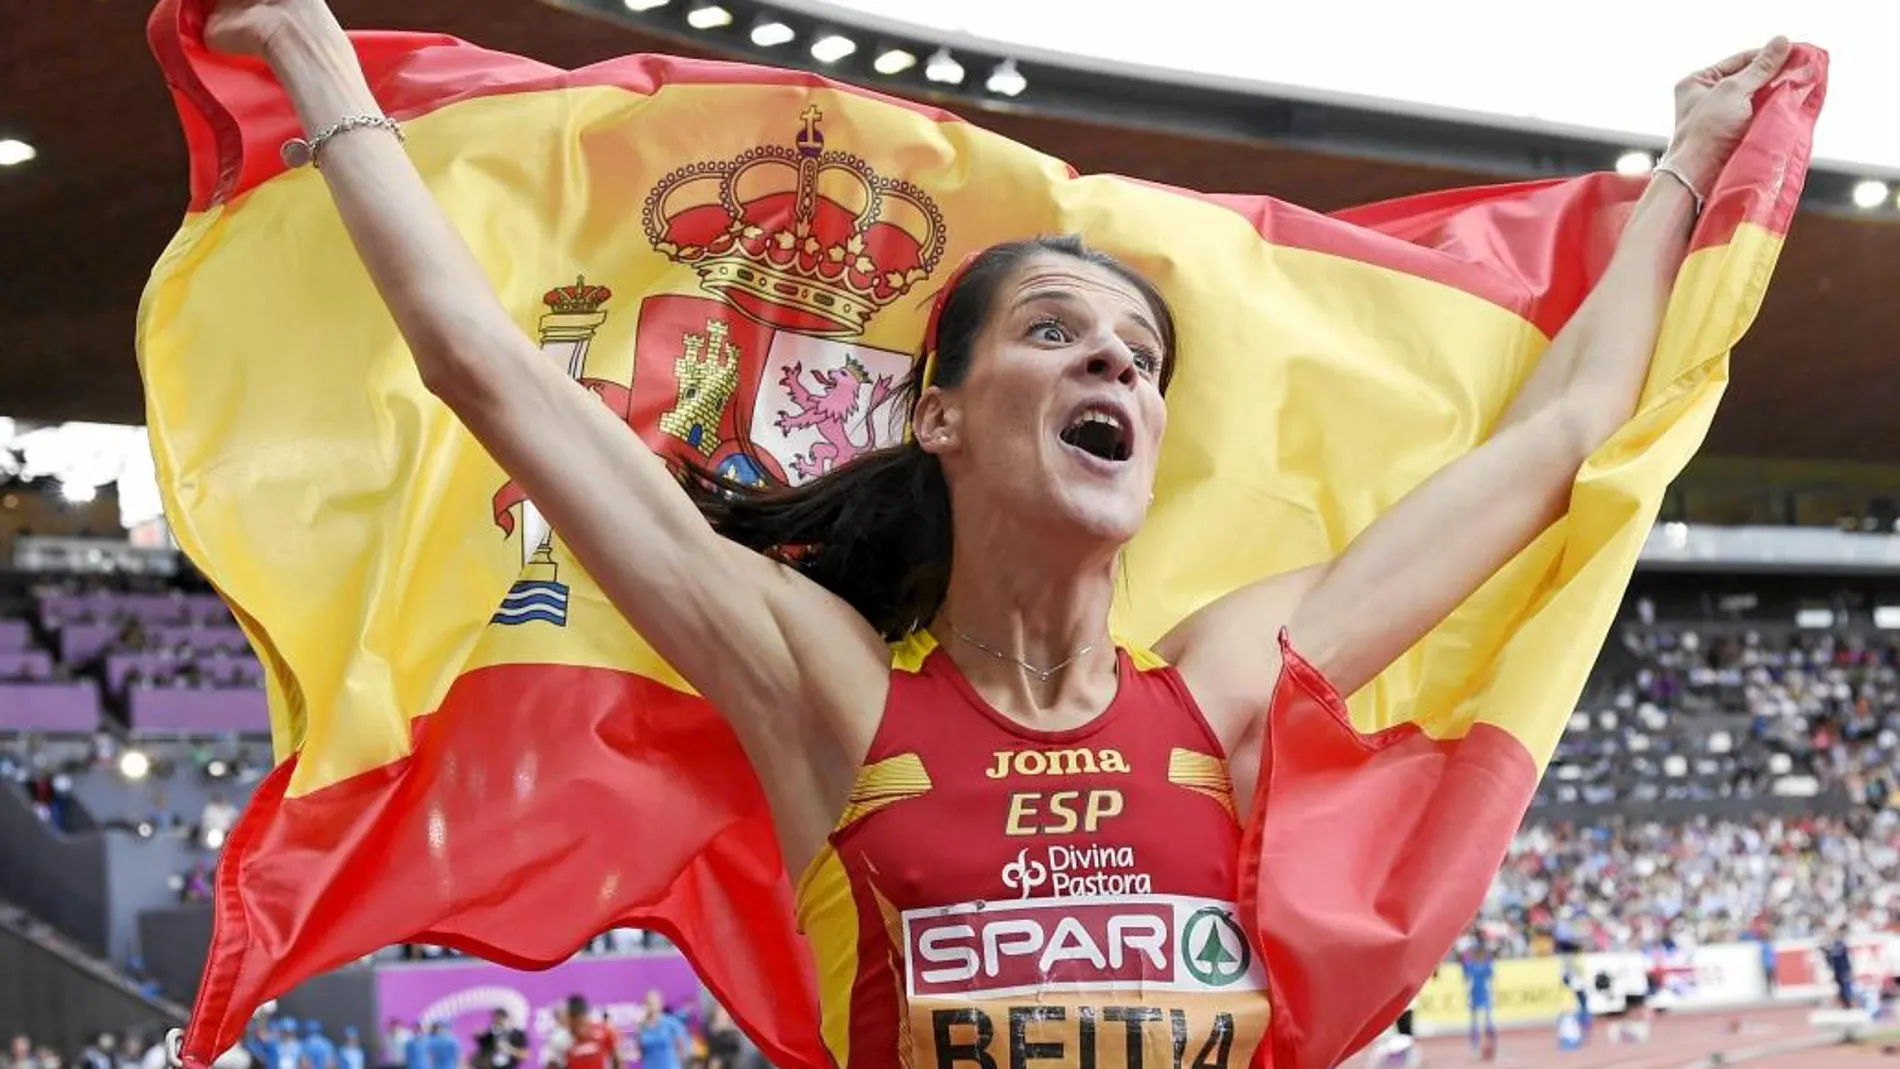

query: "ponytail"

left=683, top=442, right=950, bottom=640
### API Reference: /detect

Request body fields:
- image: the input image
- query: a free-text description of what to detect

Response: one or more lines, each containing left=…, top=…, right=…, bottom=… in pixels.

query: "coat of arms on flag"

left=490, top=104, right=947, bottom=628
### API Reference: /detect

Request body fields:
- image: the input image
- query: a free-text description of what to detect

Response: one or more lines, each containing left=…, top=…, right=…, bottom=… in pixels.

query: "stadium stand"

left=1481, top=573, right=1900, bottom=964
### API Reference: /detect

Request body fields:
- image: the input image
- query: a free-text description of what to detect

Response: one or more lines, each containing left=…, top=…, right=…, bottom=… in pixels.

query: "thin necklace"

left=945, top=621, right=1096, bottom=685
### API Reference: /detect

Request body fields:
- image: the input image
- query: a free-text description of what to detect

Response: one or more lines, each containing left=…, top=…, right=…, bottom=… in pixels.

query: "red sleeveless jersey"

left=794, top=632, right=1270, bottom=1069
left=562, top=1021, right=618, bottom=1069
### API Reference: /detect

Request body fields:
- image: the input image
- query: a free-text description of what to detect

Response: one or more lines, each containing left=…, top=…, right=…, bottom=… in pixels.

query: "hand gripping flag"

left=139, top=0, right=1824, bottom=1065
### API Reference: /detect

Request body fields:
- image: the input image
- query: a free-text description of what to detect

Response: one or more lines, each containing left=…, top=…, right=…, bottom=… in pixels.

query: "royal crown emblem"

left=542, top=275, right=613, bottom=315
left=642, top=105, right=948, bottom=338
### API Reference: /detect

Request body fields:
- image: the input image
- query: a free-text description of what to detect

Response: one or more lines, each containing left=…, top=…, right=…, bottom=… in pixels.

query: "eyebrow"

left=1011, top=288, right=1163, bottom=346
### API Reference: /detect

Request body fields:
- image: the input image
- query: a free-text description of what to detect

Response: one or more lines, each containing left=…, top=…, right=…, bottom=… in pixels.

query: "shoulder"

left=1154, top=564, right=1327, bottom=751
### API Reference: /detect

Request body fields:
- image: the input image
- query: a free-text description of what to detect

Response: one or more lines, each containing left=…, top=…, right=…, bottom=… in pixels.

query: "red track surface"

left=1348, top=1002, right=1900, bottom=1068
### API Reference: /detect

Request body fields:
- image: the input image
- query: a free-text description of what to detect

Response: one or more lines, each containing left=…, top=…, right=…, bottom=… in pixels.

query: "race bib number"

left=901, top=895, right=1270, bottom=1068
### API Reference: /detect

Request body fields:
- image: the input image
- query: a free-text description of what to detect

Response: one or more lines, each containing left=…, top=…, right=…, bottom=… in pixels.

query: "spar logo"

left=902, top=894, right=1265, bottom=999
left=1181, top=907, right=1251, bottom=987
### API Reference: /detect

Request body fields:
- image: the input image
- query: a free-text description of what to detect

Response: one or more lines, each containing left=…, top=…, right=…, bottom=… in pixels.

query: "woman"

left=631, top=994, right=687, bottom=1069
left=203, top=1, right=1787, bottom=1064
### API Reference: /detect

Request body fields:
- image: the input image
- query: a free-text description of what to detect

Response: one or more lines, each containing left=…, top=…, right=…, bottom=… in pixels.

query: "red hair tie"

left=917, top=249, right=983, bottom=394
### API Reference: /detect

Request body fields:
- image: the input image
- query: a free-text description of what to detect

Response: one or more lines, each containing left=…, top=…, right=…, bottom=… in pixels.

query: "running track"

left=1350, top=1002, right=1898, bottom=1067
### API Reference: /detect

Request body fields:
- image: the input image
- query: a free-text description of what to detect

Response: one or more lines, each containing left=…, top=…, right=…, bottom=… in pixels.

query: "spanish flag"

left=140, top=1, right=1824, bottom=1066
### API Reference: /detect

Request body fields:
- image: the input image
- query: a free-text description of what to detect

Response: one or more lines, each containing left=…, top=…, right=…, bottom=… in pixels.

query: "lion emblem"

left=772, top=357, right=897, bottom=480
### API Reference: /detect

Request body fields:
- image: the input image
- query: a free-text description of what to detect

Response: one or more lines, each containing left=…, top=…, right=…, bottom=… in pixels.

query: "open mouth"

left=1058, top=407, right=1132, bottom=463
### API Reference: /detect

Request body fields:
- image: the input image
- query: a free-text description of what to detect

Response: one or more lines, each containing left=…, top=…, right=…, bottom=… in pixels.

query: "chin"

left=1042, top=487, right=1148, bottom=547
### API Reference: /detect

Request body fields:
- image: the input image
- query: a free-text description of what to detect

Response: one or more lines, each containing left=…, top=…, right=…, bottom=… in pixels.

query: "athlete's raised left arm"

left=1160, top=38, right=1791, bottom=744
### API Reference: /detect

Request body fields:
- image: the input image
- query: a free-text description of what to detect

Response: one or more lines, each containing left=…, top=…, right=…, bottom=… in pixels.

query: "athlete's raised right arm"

left=204, top=1, right=889, bottom=776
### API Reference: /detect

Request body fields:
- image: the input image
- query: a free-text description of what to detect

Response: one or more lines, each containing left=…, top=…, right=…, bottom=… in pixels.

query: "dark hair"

left=683, top=234, right=1177, bottom=640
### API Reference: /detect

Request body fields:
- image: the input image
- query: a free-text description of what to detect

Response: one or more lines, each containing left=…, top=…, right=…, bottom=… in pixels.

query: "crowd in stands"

left=1486, top=595, right=1900, bottom=958
left=7, top=1028, right=175, bottom=1069
left=1479, top=811, right=1900, bottom=958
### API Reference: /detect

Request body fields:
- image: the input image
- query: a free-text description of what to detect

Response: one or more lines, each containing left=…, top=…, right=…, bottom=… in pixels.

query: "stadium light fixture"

left=1852, top=179, right=1890, bottom=209
left=120, top=750, right=151, bottom=781
left=1614, top=150, right=1653, bottom=176
left=0, top=139, right=35, bottom=167
left=622, top=0, right=670, bottom=10
left=925, top=48, right=964, bottom=85
left=874, top=49, right=917, bottom=76
left=686, top=4, right=733, bottom=30
left=811, top=34, right=857, bottom=63
left=985, top=59, right=1027, bottom=97
left=750, top=20, right=795, bottom=47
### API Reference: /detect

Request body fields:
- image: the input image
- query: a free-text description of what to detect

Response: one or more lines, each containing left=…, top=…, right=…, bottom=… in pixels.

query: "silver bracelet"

left=281, top=114, right=405, bottom=170
left=1652, top=161, right=1706, bottom=216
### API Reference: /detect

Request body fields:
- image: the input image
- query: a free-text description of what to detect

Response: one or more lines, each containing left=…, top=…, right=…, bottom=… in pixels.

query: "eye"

left=1028, top=315, right=1073, bottom=345
left=1128, top=344, right=1163, bottom=376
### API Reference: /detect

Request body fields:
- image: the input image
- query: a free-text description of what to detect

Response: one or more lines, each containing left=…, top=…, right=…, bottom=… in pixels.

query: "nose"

left=1082, top=334, right=1139, bottom=388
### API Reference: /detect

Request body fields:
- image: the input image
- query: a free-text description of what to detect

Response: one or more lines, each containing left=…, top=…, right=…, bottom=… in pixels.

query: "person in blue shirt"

left=633, top=992, right=688, bottom=1069
left=1824, top=930, right=1856, bottom=1009
left=425, top=1022, right=462, bottom=1069
left=244, top=1020, right=279, bottom=1069
left=403, top=1024, right=430, bottom=1069
left=301, top=1021, right=338, bottom=1069
left=275, top=1020, right=304, bottom=1069
left=339, top=1029, right=367, bottom=1069
left=1462, top=944, right=1499, bottom=1060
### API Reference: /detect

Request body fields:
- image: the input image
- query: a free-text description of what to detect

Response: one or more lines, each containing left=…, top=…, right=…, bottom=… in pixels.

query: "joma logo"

left=987, top=748, right=1130, bottom=779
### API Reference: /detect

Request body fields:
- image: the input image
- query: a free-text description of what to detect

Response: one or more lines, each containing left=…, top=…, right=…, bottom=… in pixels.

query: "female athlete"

left=200, top=2, right=1790, bottom=1064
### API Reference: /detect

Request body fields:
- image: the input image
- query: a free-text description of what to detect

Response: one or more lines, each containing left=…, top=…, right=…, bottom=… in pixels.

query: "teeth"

left=1068, top=410, right=1124, bottom=431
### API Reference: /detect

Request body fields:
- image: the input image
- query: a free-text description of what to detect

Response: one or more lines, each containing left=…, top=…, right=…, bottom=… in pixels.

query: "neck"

left=930, top=515, right=1121, bottom=719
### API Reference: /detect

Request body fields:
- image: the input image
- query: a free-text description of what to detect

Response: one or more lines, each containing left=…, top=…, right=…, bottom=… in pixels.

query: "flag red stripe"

left=1240, top=633, right=1539, bottom=1069
left=183, top=664, right=826, bottom=1069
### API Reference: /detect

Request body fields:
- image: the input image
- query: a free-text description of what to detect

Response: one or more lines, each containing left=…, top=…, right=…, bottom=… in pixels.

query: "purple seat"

left=146, top=626, right=249, bottom=654
left=0, top=681, right=101, bottom=732
left=61, top=622, right=250, bottom=664
left=0, top=651, right=54, bottom=681
left=128, top=685, right=269, bottom=735
left=0, top=620, right=28, bottom=652
left=106, top=651, right=264, bottom=694
left=39, top=591, right=234, bottom=629
left=60, top=623, right=120, bottom=663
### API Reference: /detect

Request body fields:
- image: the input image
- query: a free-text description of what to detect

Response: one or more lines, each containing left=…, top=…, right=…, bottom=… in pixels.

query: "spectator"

left=273, top=1020, right=302, bottom=1069
left=423, top=1024, right=459, bottom=1069
left=381, top=1021, right=412, bottom=1069
left=1825, top=928, right=1856, bottom=1008
left=473, top=1012, right=523, bottom=1069
left=632, top=993, right=687, bottom=1069
left=699, top=1008, right=750, bottom=1069
left=77, top=1035, right=115, bottom=1069
left=338, top=1032, right=364, bottom=1069
left=401, top=1026, right=427, bottom=1069
left=545, top=997, right=615, bottom=1069
left=1461, top=945, right=1498, bottom=1061
left=300, top=1023, right=336, bottom=1069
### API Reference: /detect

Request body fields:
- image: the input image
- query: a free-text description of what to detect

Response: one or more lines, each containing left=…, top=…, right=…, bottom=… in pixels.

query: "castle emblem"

left=489, top=106, right=948, bottom=628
